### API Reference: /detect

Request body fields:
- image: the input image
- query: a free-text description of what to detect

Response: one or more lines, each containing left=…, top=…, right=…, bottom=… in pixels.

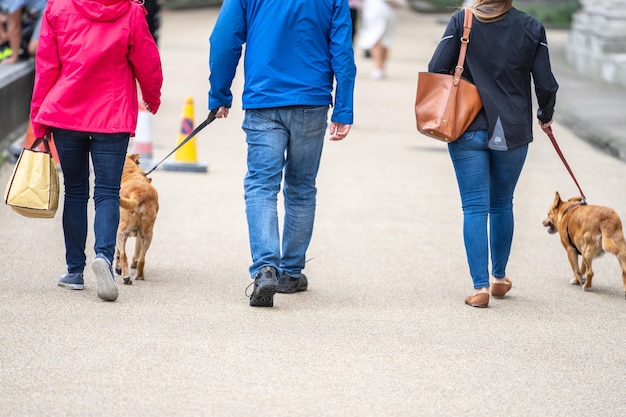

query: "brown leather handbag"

left=415, top=8, right=483, bottom=142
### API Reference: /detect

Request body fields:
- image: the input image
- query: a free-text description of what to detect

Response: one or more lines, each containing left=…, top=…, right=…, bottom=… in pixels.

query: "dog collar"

left=563, top=202, right=586, bottom=255
left=562, top=201, right=587, bottom=218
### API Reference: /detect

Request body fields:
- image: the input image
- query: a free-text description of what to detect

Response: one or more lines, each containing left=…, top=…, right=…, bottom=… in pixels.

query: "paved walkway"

left=1, top=7, right=625, bottom=417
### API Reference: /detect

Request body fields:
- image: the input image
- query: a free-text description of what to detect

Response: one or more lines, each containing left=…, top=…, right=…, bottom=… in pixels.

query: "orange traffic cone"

left=131, top=102, right=154, bottom=169
left=162, top=97, right=208, bottom=173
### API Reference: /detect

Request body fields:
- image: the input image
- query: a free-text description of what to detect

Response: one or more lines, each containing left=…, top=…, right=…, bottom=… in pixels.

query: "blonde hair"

left=468, top=0, right=513, bottom=22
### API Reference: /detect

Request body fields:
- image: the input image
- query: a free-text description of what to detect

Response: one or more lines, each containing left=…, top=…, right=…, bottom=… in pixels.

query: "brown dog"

left=115, top=154, right=159, bottom=285
left=542, top=191, right=626, bottom=298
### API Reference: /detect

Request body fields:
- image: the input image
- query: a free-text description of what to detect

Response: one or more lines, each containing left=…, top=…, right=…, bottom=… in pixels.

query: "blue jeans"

left=242, top=106, right=328, bottom=277
left=448, top=130, right=528, bottom=289
left=52, top=129, right=129, bottom=274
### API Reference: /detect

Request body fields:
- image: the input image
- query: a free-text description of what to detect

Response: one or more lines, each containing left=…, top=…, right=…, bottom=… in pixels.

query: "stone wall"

left=0, top=61, right=34, bottom=152
left=567, top=0, right=626, bottom=86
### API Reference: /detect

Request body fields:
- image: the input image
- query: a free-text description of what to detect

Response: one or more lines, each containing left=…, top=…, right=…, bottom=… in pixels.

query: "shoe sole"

left=92, top=258, right=118, bottom=302
left=58, top=282, right=84, bottom=290
left=276, top=286, right=307, bottom=294
left=490, top=288, right=510, bottom=298
left=465, top=293, right=489, bottom=308
left=250, top=283, right=277, bottom=307
left=466, top=302, right=489, bottom=308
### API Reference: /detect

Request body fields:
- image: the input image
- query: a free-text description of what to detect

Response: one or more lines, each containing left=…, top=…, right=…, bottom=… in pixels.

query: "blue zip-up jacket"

left=208, top=0, right=356, bottom=125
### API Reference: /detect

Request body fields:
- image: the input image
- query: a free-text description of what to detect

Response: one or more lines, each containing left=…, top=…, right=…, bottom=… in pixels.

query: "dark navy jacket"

left=428, top=8, right=558, bottom=150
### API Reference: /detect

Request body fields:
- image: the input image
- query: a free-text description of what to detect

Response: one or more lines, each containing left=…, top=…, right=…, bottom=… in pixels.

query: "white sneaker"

left=92, top=255, right=118, bottom=301
left=371, top=69, right=385, bottom=80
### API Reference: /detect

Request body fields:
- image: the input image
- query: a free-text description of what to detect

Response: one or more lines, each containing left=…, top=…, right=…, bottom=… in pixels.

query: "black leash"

left=542, top=125, right=587, bottom=203
left=144, top=109, right=217, bottom=176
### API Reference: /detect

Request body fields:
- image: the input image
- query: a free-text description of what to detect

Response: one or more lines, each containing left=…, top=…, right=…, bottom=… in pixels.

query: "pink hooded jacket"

left=30, top=0, right=163, bottom=138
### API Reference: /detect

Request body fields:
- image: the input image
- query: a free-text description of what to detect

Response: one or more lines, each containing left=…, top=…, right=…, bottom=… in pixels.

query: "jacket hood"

left=72, top=0, right=131, bottom=22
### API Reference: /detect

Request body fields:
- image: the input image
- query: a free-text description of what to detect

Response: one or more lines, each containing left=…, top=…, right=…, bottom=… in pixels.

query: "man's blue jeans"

left=448, top=130, right=528, bottom=289
left=242, top=106, right=328, bottom=278
left=52, top=129, right=129, bottom=274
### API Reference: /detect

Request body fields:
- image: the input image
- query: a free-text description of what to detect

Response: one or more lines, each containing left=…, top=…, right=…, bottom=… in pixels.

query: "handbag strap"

left=453, top=8, right=473, bottom=86
left=29, top=136, right=51, bottom=154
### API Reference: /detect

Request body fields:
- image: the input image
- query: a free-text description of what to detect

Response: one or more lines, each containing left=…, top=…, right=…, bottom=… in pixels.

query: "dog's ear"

left=553, top=191, right=562, bottom=206
left=130, top=154, right=141, bottom=165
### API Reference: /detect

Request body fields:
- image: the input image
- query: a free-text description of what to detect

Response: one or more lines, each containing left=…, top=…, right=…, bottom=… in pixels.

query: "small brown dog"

left=115, top=154, right=159, bottom=285
left=543, top=191, right=626, bottom=298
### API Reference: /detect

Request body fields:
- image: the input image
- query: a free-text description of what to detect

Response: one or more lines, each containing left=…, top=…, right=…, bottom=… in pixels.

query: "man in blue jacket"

left=209, top=0, right=356, bottom=307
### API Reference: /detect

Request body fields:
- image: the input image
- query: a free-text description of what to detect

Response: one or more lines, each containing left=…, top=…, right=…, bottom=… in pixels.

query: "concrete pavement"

left=1, top=7, right=625, bottom=417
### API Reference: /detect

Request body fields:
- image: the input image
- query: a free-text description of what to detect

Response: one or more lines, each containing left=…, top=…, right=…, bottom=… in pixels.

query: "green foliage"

left=415, top=0, right=581, bottom=28
left=516, top=1, right=581, bottom=28
left=425, top=0, right=463, bottom=7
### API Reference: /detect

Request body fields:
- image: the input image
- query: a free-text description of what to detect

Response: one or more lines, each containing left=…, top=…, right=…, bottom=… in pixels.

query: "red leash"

left=542, top=125, right=587, bottom=202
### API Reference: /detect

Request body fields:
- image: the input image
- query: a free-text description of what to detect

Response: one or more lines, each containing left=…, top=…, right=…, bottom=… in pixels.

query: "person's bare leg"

left=0, top=14, right=9, bottom=45
left=370, top=41, right=387, bottom=79
left=28, top=40, right=37, bottom=57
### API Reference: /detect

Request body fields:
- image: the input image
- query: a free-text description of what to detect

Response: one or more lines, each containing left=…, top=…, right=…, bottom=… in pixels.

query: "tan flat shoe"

left=464, top=292, right=489, bottom=308
left=490, top=277, right=512, bottom=298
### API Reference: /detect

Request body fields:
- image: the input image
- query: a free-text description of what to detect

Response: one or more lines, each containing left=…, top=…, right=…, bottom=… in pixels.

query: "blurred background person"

left=0, top=10, right=11, bottom=61
left=0, top=0, right=46, bottom=64
left=349, top=0, right=361, bottom=44
left=358, top=0, right=406, bottom=79
left=144, top=0, right=162, bottom=45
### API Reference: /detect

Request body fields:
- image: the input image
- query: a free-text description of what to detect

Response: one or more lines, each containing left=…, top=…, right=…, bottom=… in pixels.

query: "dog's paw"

left=123, top=276, right=132, bottom=285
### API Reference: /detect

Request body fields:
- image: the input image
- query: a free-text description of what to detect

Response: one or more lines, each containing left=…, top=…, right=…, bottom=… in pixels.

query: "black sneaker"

left=277, top=272, right=308, bottom=294
left=249, top=266, right=278, bottom=307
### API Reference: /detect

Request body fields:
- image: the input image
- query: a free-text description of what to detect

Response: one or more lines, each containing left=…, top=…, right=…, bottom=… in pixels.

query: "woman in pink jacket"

left=30, top=0, right=163, bottom=302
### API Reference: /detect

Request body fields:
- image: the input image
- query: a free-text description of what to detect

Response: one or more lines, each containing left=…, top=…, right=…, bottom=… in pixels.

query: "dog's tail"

left=607, top=231, right=626, bottom=298
left=120, top=197, right=138, bottom=210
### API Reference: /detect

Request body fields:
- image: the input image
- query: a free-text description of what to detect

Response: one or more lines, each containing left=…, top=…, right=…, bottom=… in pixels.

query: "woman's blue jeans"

left=242, top=106, right=328, bottom=278
left=52, top=129, right=129, bottom=274
left=448, top=130, right=528, bottom=289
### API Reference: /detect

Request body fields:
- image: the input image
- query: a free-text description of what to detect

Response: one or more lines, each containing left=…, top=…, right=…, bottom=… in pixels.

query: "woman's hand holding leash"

left=539, top=118, right=553, bottom=130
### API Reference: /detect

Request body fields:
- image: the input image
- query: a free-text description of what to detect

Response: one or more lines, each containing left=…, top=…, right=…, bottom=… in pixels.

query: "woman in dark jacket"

left=427, top=0, right=558, bottom=307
